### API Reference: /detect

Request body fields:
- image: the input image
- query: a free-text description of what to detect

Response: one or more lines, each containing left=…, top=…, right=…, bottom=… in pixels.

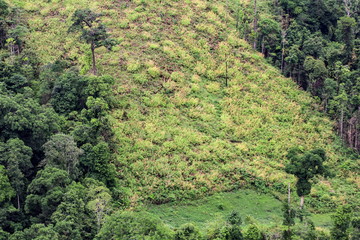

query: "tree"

left=0, top=138, right=32, bottom=210
left=69, top=9, right=117, bottom=75
left=51, top=181, right=98, bottom=240
left=304, top=56, right=327, bottom=96
left=0, top=165, right=16, bottom=233
left=0, top=93, right=61, bottom=152
left=84, top=178, right=112, bottom=232
left=25, top=167, right=71, bottom=223
left=95, top=211, right=173, bottom=240
left=243, top=224, right=262, bottom=240
left=351, top=217, right=360, bottom=240
left=258, top=17, right=281, bottom=58
left=285, top=148, right=327, bottom=209
left=175, top=224, right=202, bottom=240
left=0, top=165, right=14, bottom=204
left=331, top=205, right=352, bottom=240
left=50, top=71, right=87, bottom=114
left=42, top=134, right=83, bottom=179
left=0, top=0, right=9, bottom=48
left=336, top=16, right=356, bottom=63
left=9, top=224, right=59, bottom=240
left=80, top=141, right=116, bottom=187
left=282, top=202, right=296, bottom=240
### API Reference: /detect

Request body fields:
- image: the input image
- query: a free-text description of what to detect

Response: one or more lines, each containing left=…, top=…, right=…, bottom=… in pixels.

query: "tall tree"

left=25, top=167, right=71, bottom=223
left=331, top=205, right=352, bottom=240
left=285, top=148, right=327, bottom=209
left=69, top=9, right=116, bottom=75
left=253, top=0, right=258, bottom=50
left=0, top=0, right=9, bottom=48
left=336, top=16, right=356, bottom=64
left=0, top=138, right=32, bottom=210
left=42, top=134, right=83, bottom=179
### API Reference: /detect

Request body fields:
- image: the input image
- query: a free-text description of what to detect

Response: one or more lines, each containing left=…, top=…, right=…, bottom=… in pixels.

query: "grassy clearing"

left=147, top=189, right=283, bottom=229
left=146, top=189, right=333, bottom=231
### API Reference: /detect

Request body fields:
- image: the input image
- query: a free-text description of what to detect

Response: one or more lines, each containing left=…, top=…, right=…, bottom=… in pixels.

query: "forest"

left=0, top=0, right=359, bottom=239
left=232, top=0, right=360, bottom=150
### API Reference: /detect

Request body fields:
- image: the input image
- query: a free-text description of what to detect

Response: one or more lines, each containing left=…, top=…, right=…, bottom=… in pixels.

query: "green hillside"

left=12, top=0, right=359, bottom=210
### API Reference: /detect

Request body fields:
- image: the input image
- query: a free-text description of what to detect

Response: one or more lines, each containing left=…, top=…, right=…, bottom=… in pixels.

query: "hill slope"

left=16, top=0, right=359, bottom=210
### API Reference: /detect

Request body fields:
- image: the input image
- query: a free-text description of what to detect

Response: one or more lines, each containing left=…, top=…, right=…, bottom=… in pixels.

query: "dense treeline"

left=231, top=0, right=360, bottom=150
left=0, top=1, right=119, bottom=239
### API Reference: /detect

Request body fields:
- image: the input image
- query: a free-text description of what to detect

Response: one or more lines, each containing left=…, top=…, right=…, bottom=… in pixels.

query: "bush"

left=175, top=223, right=202, bottom=240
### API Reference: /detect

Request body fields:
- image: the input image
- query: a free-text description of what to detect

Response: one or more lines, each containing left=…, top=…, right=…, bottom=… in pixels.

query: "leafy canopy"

left=285, top=148, right=327, bottom=197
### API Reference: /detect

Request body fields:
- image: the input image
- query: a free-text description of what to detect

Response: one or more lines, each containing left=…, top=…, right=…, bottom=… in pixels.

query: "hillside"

left=13, top=0, right=359, bottom=211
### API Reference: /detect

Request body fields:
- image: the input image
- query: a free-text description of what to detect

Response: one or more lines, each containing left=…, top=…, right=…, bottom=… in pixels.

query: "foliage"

left=42, top=134, right=83, bottom=179
left=95, top=211, right=174, bottom=240
left=25, top=167, right=71, bottom=223
left=175, top=223, right=202, bottom=240
left=243, top=224, right=262, bottom=240
left=285, top=148, right=327, bottom=208
left=331, top=205, right=352, bottom=240
left=69, top=9, right=117, bottom=75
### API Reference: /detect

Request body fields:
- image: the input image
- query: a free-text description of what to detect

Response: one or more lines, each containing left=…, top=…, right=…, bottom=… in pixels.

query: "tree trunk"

left=253, top=0, right=258, bottom=50
left=288, top=183, right=291, bottom=205
left=17, top=194, right=20, bottom=210
left=91, top=42, right=97, bottom=75
left=300, top=195, right=304, bottom=209
left=225, top=56, right=228, bottom=87
left=297, top=63, right=301, bottom=84
left=280, top=13, right=288, bottom=74
left=343, top=0, right=351, bottom=16
left=340, top=108, right=344, bottom=138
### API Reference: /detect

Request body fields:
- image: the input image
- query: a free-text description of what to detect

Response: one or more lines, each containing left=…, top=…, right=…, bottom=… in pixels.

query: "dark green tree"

left=25, top=167, right=71, bottom=223
left=258, top=17, right=280, bottom=58
left=243, top=224, right=262, bottom=240
left=282, top=202, right=296, bottom=240
left=285, top=148, right=327, bottom=209
left=303, top=56, right=328, bottom=96
left=50, top=71, right=87, bottom=114
left=331, top=205, right=352, bottom=240
left=0, top=0, right=9, bottom=48
left=0, top=93, right=61, bottom=152
left=69, top=9, right=117, bottom=75
left=207, top=211, right=245, bottom=240
left=51, top=181, right=98, bottom=240
left=9, top=224, right=59, bottom=240
left=175, top=223, right=202, bottom=240
left=95, top=211, right=173, bottom=240
left=351, top=217, right=360, bottom=240
left=336, top=16, right=356, bottom=63
left=80, top=141, right=116, bottom=187
left=0, top=138, right=32, bottom=210
left=0, top=165, right=16, bottom=234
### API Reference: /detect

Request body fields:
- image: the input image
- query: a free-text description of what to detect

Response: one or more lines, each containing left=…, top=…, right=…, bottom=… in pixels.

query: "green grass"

left=147, top=189, right=333, bottom=231
left=310, top=213, right=333, bottom=229
left=147, top=189, right=282, bottom=229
